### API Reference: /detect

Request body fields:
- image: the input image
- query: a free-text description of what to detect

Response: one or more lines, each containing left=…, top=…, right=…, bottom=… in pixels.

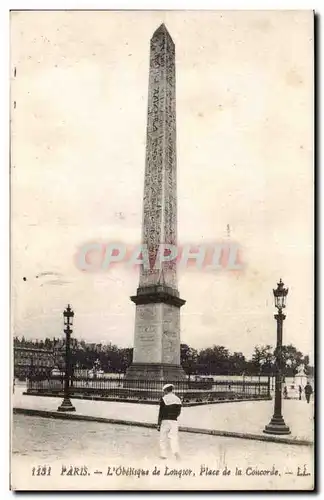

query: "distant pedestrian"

left=304, top=382, right=313, bottom=404
left=157, top=384, right=182, bottom=460
left=283, top=386, right=288, bottom=399
left=298, top=385, right=302, bottom=401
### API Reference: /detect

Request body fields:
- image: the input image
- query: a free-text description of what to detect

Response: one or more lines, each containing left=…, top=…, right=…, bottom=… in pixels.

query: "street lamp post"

left=57, top=305, right=76, bottom=412
left=259, top=358, right=266, bottom=397
left=264, top=279, right=291, bottom=435
left=270, top=353, right=275, bottom=391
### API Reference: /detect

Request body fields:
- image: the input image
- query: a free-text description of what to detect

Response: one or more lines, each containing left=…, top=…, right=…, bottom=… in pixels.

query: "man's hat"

left=162, top=383, right=174, bottom=391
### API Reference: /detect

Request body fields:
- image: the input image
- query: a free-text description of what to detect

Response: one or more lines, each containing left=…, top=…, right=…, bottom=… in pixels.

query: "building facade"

left=14, top=346, right=55, bottom=379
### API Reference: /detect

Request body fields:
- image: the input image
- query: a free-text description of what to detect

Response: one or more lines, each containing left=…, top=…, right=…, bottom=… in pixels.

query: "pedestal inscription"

left=133, top=304, right=162, bottom=363
left=162, top=304, right=180, bottom=365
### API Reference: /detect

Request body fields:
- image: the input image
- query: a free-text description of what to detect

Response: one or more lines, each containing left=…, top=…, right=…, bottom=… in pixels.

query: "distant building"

left=14, top=346, right=55, bottom=379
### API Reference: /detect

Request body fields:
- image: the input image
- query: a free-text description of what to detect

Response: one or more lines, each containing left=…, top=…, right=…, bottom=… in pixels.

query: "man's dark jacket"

left=158, top=392, right=182, bottom=426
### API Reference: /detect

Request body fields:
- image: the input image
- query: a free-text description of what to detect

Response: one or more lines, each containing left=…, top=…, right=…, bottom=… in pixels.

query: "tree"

left=229, top=352, right=246, bottom=375
left=13, top=335, right=312, bottom=379
left=281, top=344, right=304, bottom=376
left=303, top=355, right=309, bottom=367
left=180, top=344, right=198, bottom=377
left=198, top=345, right=230, bottom=375
left=303, top=355, right=313, bottom=377
left=251, top=345, right=274, bottom=375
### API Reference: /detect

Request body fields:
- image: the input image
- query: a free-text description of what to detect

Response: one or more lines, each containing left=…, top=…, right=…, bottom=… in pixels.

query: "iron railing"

left=27, top=370, right=270, bottom=403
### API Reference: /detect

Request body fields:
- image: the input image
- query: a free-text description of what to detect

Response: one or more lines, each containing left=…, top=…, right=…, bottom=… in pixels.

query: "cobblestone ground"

left=11, top=414, right=314, bottom=491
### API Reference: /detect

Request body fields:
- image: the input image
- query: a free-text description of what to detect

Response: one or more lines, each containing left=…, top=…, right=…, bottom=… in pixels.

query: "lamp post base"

left=263, top=416, right=291, bottom=435
left=57, top=397, right=76, bottom=412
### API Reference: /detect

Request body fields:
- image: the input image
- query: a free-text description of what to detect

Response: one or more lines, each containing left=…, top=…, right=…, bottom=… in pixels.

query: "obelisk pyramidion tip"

left=152, top=23, right=174, bottom=43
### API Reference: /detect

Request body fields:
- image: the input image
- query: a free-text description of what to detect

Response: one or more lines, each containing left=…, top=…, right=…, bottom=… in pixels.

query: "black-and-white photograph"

left=10, top=10, right=314, bottom=490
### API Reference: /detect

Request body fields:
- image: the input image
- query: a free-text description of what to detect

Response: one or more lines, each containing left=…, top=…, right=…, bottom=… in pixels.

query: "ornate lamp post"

left=259, top=358, right=266, bottom=396
left=270, top=353, right=275, bottom=391
left=264, top=279, right=290, bottom=435
left=57, top=305, right=76, bottom=412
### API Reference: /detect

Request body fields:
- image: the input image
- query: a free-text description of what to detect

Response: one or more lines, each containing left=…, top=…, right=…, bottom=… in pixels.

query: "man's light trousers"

left=160, top=420, right=179, bottom=457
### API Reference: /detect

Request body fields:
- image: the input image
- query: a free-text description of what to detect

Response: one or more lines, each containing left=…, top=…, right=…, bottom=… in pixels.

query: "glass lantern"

left=63, top=304, right=74, bottom=326
left=273, top=279, right=288, bottom=310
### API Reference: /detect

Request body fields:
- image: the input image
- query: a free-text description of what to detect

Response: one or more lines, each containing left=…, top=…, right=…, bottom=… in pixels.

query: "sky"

left=11, top=10, right=313, bottom=360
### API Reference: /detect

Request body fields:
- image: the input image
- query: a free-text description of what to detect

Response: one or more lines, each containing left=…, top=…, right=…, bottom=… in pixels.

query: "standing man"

left=283, top=385, right=288, bottom=399
left=304, top=381, right=313, bottom=404
left=298, top=385, right=302, bottom=401
left=157, top=384, right=182, bottom=460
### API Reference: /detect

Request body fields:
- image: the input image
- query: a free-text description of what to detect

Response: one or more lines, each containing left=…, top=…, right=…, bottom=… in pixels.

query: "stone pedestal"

left=125, top=362, right=186, bottom=381
left=295, top=365, right=308, bottom=390
left=125, top=285, right=186, bottom=382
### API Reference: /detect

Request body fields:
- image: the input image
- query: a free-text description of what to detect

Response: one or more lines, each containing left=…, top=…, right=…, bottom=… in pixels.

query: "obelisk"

left=126, top=24, right=186, bottom=381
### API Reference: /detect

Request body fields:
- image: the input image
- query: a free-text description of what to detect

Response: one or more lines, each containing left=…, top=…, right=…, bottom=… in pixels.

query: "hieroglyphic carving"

left=140, top=25, right=177, bottom=289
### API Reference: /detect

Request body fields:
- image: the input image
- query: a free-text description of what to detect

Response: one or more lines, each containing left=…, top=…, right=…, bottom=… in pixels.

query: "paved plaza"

left=12, top=413, right=314, bottom=491
left=11, top=385, right=314, bottom=490
left=13, top=414, right=307, bottom=464
left=13, top=385, right=314, bottom=443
